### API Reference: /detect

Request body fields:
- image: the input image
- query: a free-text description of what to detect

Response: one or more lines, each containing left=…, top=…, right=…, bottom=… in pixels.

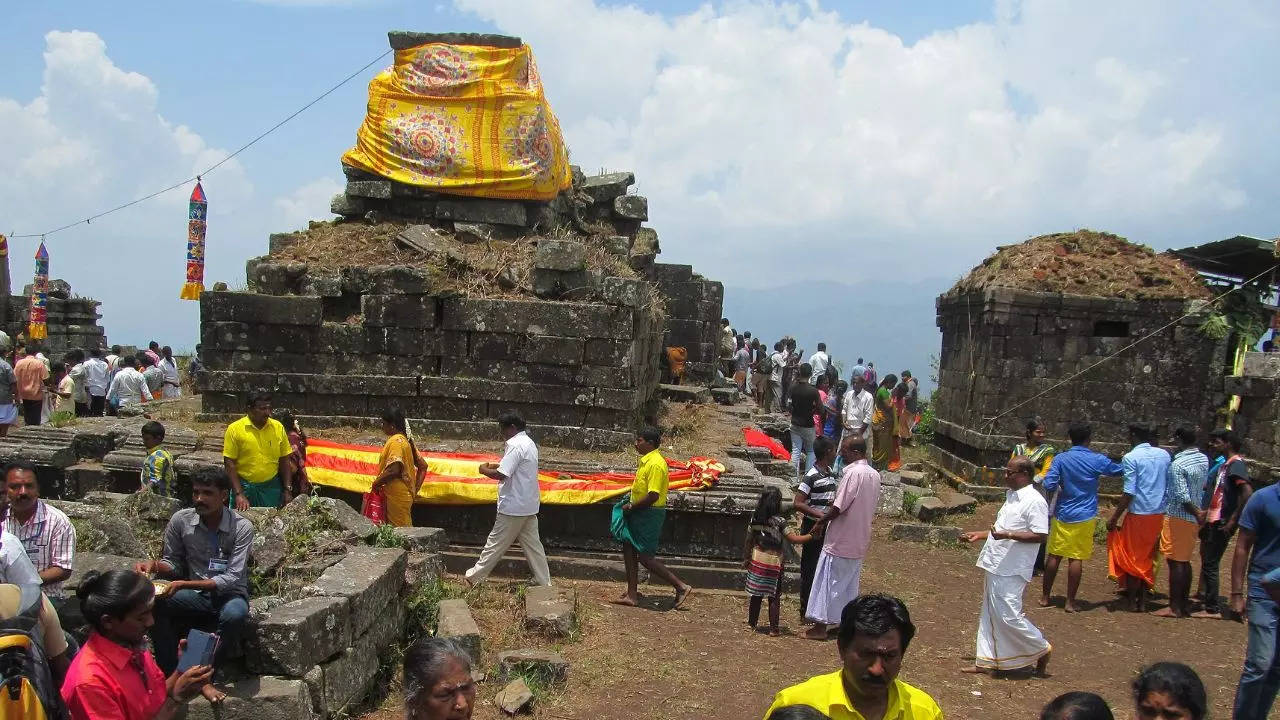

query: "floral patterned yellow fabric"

left=341, top=42, right=572, bottom=200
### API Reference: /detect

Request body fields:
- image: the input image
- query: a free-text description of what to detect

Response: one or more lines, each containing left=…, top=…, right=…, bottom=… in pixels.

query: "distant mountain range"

left=721, top=277, right=952, bottom=394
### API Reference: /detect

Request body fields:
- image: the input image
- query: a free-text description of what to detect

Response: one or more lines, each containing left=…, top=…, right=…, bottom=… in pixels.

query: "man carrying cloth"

left=1041, top=422, right=1123, bottom=612
left=1107, top=423, right=1170, bottom=612
left=611, top=426, right=693, bottom=609
left=961, top=456, right=1051, bottom=676
left=1153, top=427, right=1209, bottom=618
left=222, top=391, right=293, bottom=509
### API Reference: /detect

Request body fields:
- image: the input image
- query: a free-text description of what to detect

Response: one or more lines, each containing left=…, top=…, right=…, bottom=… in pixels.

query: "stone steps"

left=658, top=383, right=710, bottom=404
left=912, top=490, right=978, bottom=522
left=441, top=545, right=799, bottom=592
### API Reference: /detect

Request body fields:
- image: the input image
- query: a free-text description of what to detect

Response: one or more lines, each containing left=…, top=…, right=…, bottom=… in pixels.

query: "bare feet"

left=673, top=585, right=693, bottom=610
left=768, top=628, right=781, bottom=637
left=1190, top=610, right=1222, bottom=619
left=1151, top=607, right=1184, bottom=618
left=1064, top=601, right=1083, bottom=614
left=1037, top=595, right=1052, bottom=608
left=959, top=666, right=988, bottom=675
left=1035, top=653, right=1051, bottom=677
left=200, top=684, right=226, bottom=705
left=610, top=593, right=639, bottom=607
left=803, top=624, right=829, bottom=640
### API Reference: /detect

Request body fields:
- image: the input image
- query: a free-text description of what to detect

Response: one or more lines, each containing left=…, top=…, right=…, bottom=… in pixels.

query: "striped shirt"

left=4, top=500, right=75, bottom=597
left=1166, top=447, right=1209, bottom=524
left=798, top=465, right=838, bottom=510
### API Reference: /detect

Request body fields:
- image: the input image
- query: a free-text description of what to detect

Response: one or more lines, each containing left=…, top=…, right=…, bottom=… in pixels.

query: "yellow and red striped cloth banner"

left=304, top=438, right=725, bottom=505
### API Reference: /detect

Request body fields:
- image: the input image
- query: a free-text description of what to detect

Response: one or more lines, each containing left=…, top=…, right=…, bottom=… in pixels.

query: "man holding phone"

left=135, top=467, right=254, bottom=679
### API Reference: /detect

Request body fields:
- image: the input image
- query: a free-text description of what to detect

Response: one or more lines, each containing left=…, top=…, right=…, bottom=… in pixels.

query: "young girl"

left=744, top=487, right=817, bottom=635
left=273, top=409, right=311, bottom=497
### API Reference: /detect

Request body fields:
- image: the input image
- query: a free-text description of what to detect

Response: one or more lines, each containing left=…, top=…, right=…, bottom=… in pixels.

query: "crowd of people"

left=722, top=324, right=921, bottom=475
left=0, top=334, right=193, bottom=434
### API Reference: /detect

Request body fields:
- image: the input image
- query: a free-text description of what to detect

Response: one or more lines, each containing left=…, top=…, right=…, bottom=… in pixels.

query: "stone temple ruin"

left=0, top=251, right=107, bottom=354
left=930, top=231, right=1230, bottom=481
left=197, top=31, right=725, bottom=446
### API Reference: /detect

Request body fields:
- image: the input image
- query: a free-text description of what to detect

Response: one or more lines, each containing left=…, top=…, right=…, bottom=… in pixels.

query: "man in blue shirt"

left=1230, top=480, right=1280, bottom=720
left=1040, top=423, right=1123, bottom=613
left=1107, top=424, right=1171, bottom=612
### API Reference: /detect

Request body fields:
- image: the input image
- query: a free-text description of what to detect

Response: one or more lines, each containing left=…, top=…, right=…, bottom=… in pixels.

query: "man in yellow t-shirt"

left=608, top=427, right=692, bottom=609
left=222, top=391, right=293, bottom=509
left=764, top=594, right=943, bottom=720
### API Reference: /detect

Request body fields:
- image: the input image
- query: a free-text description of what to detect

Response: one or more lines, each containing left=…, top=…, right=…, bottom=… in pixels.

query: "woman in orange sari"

left=373, top=408, right=427, bottom=527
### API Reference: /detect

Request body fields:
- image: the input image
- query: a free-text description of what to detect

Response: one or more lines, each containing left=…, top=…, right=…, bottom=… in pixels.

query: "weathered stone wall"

left=646, top=263, right=724, bottom=385
left=932, top=287, right=1227, bottom=476
left=197, top=274, right=664, bottom=447
left=0, top=289, right=106, bottom=354
left=1229, top=351, right=1280, bottom=482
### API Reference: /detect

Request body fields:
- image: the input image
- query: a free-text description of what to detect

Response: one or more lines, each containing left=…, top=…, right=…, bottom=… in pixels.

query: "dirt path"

left=365, top=509, right=1248, bottom=720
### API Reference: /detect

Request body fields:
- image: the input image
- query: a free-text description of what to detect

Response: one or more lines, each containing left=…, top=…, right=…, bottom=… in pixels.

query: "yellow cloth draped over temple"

left=341, top=41, right=572, bottom=201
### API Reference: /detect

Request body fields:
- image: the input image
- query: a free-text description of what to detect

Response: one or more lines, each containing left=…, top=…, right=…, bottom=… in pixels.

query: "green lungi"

left=611, top=498, right=666, bottom=556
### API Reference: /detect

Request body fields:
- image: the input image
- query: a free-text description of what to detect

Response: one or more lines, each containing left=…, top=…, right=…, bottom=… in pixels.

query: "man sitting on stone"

left=135, top=466, right=252, bottom=701
left=3, top=461, right=75, bottom=605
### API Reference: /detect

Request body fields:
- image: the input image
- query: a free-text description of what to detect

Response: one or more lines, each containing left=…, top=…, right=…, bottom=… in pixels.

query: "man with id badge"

left=135, top=467, right=254, bottom=686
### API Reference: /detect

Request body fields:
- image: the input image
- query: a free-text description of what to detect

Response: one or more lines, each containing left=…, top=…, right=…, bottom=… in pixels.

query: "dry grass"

left=270, top=219, right=640, bottom=302
left=949, top=229, right=1211, bottom=300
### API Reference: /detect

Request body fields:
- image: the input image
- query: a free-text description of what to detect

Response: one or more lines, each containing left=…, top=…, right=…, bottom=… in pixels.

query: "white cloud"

left=274, top=177, right=343, bottom=231
left=456, top=0, right=1280, bottom=286
left=0, top=31, right=328, bottom=349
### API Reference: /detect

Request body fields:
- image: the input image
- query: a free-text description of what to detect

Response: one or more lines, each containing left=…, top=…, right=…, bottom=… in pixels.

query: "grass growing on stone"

left=372, top=523, right=407, bottom=549
left=903, top=491, right=921, bottom=514
left=249, top=496, right=349, bottom=600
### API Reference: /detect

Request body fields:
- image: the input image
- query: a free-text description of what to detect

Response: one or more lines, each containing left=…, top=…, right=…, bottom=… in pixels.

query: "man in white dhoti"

left=960, top=455, right=1052, bottom=676
left=803, top=436, right=880, bottom=640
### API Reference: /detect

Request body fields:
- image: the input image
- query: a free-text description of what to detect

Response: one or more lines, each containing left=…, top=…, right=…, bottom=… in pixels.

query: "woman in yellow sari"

left=871, top=374, right=898, bottom=470
left=373, top=408, right=427, bottom=527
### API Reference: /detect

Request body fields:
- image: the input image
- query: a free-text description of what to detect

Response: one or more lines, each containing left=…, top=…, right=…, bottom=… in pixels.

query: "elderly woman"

left=61, top=569, right=213, bottom=720
left=374, top=408, right=427, bottom=527
left=404, top=637, right=476, bottom=720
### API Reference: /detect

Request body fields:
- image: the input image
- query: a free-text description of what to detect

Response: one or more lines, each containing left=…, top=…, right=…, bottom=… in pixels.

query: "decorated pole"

left=180, top=181, right=207, bottom=300
left=28, top=242, right=48, bottom=340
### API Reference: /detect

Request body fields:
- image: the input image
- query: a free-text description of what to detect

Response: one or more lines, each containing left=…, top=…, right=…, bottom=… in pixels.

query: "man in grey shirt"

left=136, top=467, right=253, bottom=673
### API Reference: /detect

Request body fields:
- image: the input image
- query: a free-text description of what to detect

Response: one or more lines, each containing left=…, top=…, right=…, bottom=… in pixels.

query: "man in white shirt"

left=807, top=343, right=830, bottom=384
left=83, top=347, right=110, bottom=416
left=960, top=456, right=1051, bottom=676
left=769, top=341, right=787, bottom=412
left=465, top=412, right=552, bottom=587
left=106, top=354, right=153, bottom=409
left=841, top=376, right=876, bottom=460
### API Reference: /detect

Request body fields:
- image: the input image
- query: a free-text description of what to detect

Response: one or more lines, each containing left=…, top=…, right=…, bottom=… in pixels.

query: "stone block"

left=649, top=263, right=692, bottom=284
left=67, top=552, right=144, bottom=594
left=361, top=294, right=437, bottom=328
left=345, top=180, right=392, bottom=199
left=183, top=675, right=315, bottom=720
left=658, top=384, right=709, bottom=404
left=534, top=239, right=587, bottom=272
left=389, top=198, right=438, bottom=218
left=436, top=599, right=482, bottom=664
left=522, top=336, right=584, bottom=365
left=532, top=268, right=594, bottom=300
left=913, top=493, right=977, bottom=522
left=584, top=339, right=631, bottom=366
left=613, top=194, right=648, bottom=221
left=282, top=496, right=378, bottom=543
left=330, top=193, right=366, bottom=217
left=876, top=484, right=904, bottom=516
left=524, top=586, right=577, bottom=637
left=339, top=265, right=433, bottom=295
left=245, top=596, right=350, bottom=676
left=453, top=221, right=501, bottom=244
left=393, top=526, right=448, bottom=553
left=632, top=227, right=660, bottom=255
left=441, top=298, right=633, bottom=339
left=890, top=523, right=963, bottom=545
left=601, top=277, right=647, bottom=308
left=496, top=678, right=534, bottom=715
left=710, top=387, right=738, bottom=405
left=898, top=469, right=927, bottom=485
left=580, top=172, right=635, bottom=203
left=306, top=546, right=406, bottom=636
left=301, top=273, right=344, bottom=298
left=497, top=649, right=569, bottom=685
left=405, top=551, right=444, bottom=594
left=762, top=460, right=798, bottom=479
left=436, top=198, right=528, bottom=226
left=603, top=235, right=631, bottom=257
left=202, top=292, right=322, bottom=326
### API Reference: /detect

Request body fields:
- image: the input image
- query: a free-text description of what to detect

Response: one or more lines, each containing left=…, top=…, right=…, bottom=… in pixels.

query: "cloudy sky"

left=2, top=0, right=1277, bottom=369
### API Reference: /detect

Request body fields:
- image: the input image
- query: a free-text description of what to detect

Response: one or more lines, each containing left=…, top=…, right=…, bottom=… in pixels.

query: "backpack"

left=0, top=585, right=67, bottom=720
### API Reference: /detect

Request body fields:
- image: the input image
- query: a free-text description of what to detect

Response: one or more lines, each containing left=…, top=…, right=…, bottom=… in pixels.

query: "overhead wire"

left=7, top=48, right=392, bottom=240
left=980, top=262, right=1280, bottom=432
